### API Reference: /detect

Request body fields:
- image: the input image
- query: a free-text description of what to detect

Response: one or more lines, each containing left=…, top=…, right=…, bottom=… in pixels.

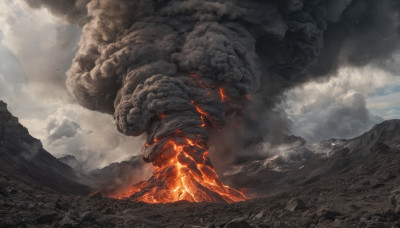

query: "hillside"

left=0, top=101, right=89, bottom=195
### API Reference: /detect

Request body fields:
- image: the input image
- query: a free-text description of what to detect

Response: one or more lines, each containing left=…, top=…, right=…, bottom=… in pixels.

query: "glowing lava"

left=113, top=137, right=246, bottom=203
left=219, top=88, right=226, bottom=101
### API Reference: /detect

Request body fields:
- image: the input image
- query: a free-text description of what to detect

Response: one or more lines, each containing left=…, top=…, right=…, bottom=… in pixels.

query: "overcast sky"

left=1, top=0, right=399, bottom=169
left=0, top=0, right=144, bottom=170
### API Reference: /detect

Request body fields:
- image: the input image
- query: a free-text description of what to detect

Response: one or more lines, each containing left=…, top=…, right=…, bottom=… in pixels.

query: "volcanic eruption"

left=25, top=0, right=398, bottom=203
left=110, top=72, right=249, bottom=203
left=66, top=0, right=262, bottom=203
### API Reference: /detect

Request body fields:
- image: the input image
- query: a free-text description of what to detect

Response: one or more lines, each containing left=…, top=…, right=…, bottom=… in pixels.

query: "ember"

left=219, top=88, right=226, bottom=102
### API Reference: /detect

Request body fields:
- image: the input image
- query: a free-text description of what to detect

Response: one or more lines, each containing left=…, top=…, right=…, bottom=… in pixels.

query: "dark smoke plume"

left=26, top=0, right=400, bottom=165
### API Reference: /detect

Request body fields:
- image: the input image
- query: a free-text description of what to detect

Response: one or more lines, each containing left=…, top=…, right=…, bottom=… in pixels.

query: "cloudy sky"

left=1, top=0, right=399, bottom=170
left=0, top=0, right=143, bottom=170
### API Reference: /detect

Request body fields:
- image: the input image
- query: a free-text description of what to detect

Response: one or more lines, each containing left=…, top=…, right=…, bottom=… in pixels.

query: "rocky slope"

left=0, top=101, right=89, bottom=195
left=58, top=155, right=82, bottom=171
left=222, top=120, right=400, bottom=198
left=88, top=155, right=152, bottom=196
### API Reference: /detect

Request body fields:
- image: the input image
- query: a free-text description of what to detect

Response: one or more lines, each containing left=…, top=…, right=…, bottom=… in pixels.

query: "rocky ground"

left=1, top=141, right=400, bottom=227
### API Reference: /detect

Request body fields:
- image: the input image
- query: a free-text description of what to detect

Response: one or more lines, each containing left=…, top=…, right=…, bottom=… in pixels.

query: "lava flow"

left=113, top=136, right=247, bottom=203
left=109, top=71, right=247, bottom=203
left=111, top=81, right=247, bottom=203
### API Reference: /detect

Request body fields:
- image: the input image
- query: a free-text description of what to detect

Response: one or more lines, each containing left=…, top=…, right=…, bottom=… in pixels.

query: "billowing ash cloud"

left=65, top=0, right=263, bottom=165
left=26, top=0, right=400, bottom=165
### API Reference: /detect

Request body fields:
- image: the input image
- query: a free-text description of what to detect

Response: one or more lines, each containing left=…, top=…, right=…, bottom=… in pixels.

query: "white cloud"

left=42, top=105, right=144, bottom=170
left=282, top=66, right=400, bottom=142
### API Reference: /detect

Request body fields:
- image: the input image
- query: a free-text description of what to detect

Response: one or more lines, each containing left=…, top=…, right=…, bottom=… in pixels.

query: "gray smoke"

left=65, top=0, right=261, bottom=165
left=24, top=0, right=89, bottom=26
left=26, top=0, right=400, bottom=166
left=238, top=0, right=400, bottom=153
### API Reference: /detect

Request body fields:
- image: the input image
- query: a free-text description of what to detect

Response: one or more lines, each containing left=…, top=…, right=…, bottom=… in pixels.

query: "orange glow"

left=191, top=100, right=207, bottom=127
left=200, top=116, right=206, bottom=127
left=195, top=106, right=206, bottom=127
left=219, top=88, right=226, bottom=101
left=158, top=113, right=166, bottom=119
left=195, top=105, right=207, bottom=116
left=189, top=72, right=208, bottom=89
left=112, top=137, right=247, bottom=203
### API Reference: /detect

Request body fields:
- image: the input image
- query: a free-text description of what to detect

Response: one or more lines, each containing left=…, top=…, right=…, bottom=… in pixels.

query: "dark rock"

left=285, top=198, right=305, bottom=212
left=372, top=183, right=385, bottom=189
left=390, top=187, right=400, bottom=204
left=56, top=201, right=71, bottom=211
left=252, top=210, right=264, bottom=220
left=59, top=215, right=78, bottom=228
left=317, top=207, right=342, bottom=220
left=102, top=207, right=116, bottom=215
left=0, top=181, right=8, bottom=197
left=224, top=219, right=253, bottom=228
left=36, top=212, right=57, bottom=224
left=80, top=211, right=96, bottom=222
left=90, top=192, right=103, bottom=200
left=332, top=219, right=344, bottom=228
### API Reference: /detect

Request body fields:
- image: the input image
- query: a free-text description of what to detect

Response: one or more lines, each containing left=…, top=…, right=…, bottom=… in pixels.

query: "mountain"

left=0, top=100, right=89, bottom=194
left=58, top=154, right=82, bottom=171
left=223, top=120, right=400, bottom=197
left=89, top=155, right=152, bottom=196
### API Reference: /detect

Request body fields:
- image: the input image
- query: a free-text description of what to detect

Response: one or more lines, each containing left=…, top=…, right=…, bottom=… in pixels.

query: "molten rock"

left=116, top=137, right=246, bottom=203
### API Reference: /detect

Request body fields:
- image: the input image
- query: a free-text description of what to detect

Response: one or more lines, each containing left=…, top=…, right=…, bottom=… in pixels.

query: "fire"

left=110, top=72, right=246, bottom=203
left=113, top=137, right=246, bottom=203
left=219, top=88, right=226, bottom=101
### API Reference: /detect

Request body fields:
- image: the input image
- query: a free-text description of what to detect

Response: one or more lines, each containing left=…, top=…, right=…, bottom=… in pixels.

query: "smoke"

left=89, top=155, right=153, bottom=196
left=25, top=0, right=400, bottom=168
left=24, top=0, right=89, bottom=26
left=242, top=0, right=400, bottom=146
left=63, top=0, right=262, bottom=168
